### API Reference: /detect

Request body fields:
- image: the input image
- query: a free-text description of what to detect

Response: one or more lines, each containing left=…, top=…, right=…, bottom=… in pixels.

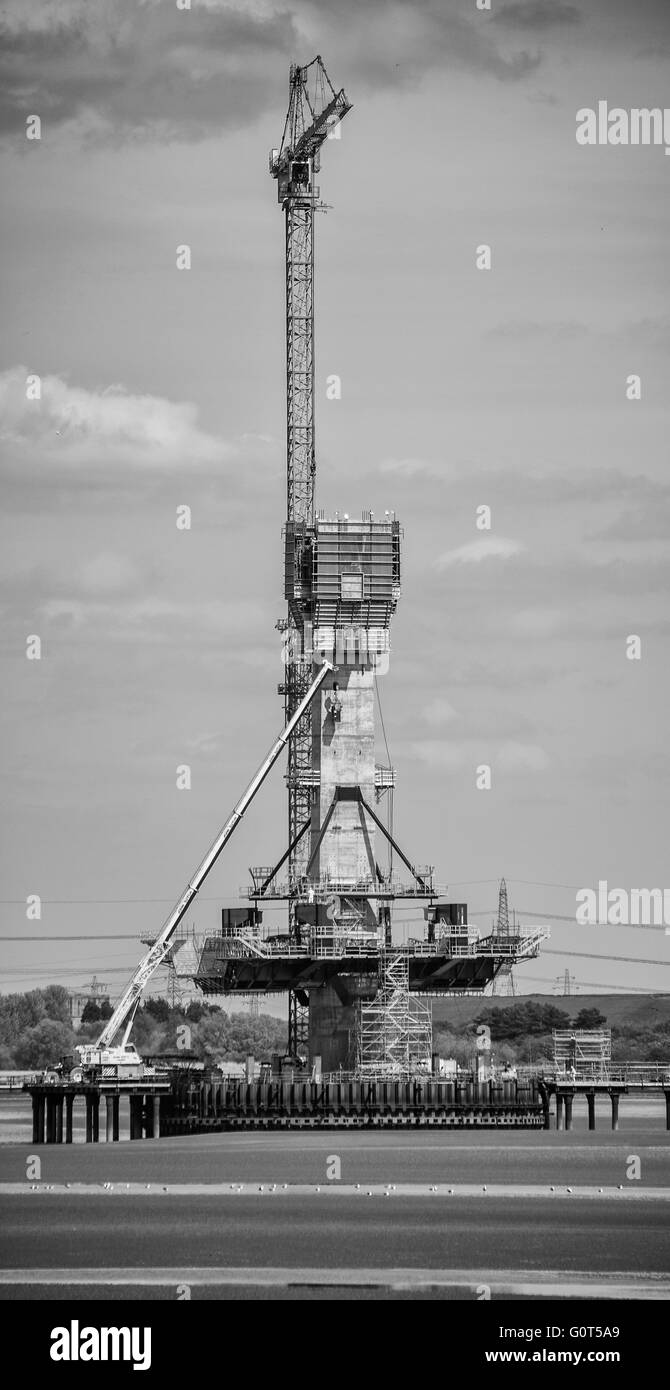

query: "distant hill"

left=431, top=993, right=670, bottom=1030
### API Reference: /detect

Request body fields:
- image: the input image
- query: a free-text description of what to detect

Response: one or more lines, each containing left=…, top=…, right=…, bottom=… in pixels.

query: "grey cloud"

left=488, top=319, right=591, bottom=343
left=493, top=1, right=581, bottom=28
left=0, top=0, right=298, bottom=139
left=0, top=0, right=543, bottom=144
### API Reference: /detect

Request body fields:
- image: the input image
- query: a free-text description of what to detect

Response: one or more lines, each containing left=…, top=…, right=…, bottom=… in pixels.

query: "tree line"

left=0, top=987, right=287, bottom=1069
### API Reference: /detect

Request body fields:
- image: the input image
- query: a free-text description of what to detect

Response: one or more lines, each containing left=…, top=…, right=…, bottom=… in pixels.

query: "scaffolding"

left=357, top=955, right=432, bottom=1076
left=553, top=1028, right=612, bottom=1079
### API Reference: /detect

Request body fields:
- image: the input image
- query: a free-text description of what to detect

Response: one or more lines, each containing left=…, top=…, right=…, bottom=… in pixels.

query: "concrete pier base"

left=564, top=1092, right=574, bottom=1131
left=129, top=1095, right=143, bottom=1140
left=32, top=1093, right=45, bottom=1144
left=65, top=1093, right=74, bottom=1144
left=586, top=1090, right=596, bottom=1131
left=610, top=1091, right=620, bottom=1131
left=556, top=1093, right=564, bottom=1130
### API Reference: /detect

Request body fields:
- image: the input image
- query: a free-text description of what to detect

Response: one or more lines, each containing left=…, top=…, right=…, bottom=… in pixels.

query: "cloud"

left=73, top=551, right=140, bottom=595
left=0, top=0, right=299, bottom=140
left=435, top=537, right=523, bottom=569
left=422, top=697, right=459, bottom=727
left=488, top=319, right=590, bottom=343
left=0, top=0, right=543, bottom=144
left=494, top=1, right=580, bottom=28
left=38, top=595, right=268, bottom=645
left=408, top=737, right=549, bottom=773
left=497, top=741, right=549, bottom=772
left=379, top=457, right=444, bottom=479
left=0, top=365, right=228, bottom=475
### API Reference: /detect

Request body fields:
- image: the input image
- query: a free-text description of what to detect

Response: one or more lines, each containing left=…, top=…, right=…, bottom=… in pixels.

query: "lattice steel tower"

left=270, top=59, right=352, bottom=1053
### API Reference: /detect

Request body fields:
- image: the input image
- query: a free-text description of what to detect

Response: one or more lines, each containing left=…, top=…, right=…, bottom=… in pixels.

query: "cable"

left=0, top=935, right=145, bottom=942
left=373, top=672, right=394, bottom=881
left=542, top=948, right=669, bottom=967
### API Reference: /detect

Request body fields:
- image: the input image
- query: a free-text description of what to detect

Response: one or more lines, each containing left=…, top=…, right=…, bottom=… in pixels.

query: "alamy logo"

left=576, top=102, right=670, bottom=155
left=576, top=881, right=670, bottom=929
left=50, top=1322, right=151, bottom=1371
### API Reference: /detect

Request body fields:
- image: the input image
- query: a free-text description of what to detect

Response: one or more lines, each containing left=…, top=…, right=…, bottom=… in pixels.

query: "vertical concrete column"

left=555, top=1092, right=564, bottom=1130
left=144, top=1095, right=155, bottom=1138
left=46, top=1094, right=56, bottom=1144
left=91, top=1093, right=100, bottom=1143
left=85, top=1094, right=94, bottom=1144
left=112, top=1095, right=120, bottom=1142
left=564, top=1093, right=574, bottom=1132
left=37, top=1093, right=46, bottom=1145
left=610, top=1091, right=620, bottom=1131
left=55, top=1095, right=64, bottom=1144
left=65, top=1093, right=74, bottom=1144
left=105, top=1095, right=115, bottom=1143
left=664, top=1089, right=670, bottom=1131
left=586, top=1091, right=596, bottom=1131
left=32, top=1093, right=42, bottom=1144
left=152, top=1095, right=160, bottom=1138
left=129, top=1095, right=143, bottom=1140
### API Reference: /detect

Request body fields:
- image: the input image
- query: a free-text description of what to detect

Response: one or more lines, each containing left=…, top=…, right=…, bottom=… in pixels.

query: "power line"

left=543, top=948, right=670, bottom=967
left=0, top=935, right=144, bottom=942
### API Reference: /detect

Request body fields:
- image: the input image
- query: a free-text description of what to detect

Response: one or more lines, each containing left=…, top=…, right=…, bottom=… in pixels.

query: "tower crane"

left=270, top=57, right=351, bottom=1054
left=71, top=661, right=333, bottom=1080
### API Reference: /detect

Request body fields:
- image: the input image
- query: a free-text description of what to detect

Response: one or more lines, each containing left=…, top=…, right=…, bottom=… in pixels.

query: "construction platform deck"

left=194, top=930, right=546, bottom=996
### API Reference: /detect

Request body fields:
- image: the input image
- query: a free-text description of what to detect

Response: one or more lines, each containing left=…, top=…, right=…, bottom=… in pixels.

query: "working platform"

left=193, top=926, right=547, bottom=996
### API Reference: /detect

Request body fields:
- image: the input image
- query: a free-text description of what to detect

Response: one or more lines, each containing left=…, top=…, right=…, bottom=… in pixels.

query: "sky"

left=1, top=0, right=669, bottom=1004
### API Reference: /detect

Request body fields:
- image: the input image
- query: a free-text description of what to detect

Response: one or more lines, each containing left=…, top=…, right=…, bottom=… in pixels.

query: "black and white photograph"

left=0, top=0, right=668, bottom=1357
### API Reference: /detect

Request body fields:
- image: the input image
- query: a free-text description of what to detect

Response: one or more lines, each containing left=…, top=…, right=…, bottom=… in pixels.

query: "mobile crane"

left=66, top=661, right=334, bottom=1082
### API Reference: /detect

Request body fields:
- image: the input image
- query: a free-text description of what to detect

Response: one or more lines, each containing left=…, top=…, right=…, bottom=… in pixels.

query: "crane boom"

left=95, top=660, right=334, bottom=1049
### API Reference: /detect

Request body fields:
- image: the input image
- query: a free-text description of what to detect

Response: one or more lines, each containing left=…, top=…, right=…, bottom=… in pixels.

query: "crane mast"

left=270, top=60, right=351, bottom=1052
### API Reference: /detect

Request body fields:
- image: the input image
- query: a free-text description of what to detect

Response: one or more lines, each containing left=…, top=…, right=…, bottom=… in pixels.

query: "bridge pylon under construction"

left=182, top=58, right=547, bottom=1073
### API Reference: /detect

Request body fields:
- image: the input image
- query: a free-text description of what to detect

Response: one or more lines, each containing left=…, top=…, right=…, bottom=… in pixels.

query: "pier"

left=27, top=1080, right=171, bottom=1145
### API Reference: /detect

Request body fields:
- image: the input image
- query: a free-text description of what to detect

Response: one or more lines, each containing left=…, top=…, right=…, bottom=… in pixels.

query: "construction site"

left=31, top=56, right=553, bottom=1135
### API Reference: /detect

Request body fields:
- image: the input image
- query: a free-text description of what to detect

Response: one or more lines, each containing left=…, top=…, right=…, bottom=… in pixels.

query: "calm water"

left=0, top=1090, right=132, bottom=1143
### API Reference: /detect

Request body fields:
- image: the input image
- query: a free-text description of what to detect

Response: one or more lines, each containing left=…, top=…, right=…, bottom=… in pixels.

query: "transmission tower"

left=491, top=877, right=516, bottom=995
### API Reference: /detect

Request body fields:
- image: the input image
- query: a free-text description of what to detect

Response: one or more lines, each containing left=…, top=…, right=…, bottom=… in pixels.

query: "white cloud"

left=74, top=552, right=140, bottom=595
left=0, top=365, right=228, bottom=473
left=422, top=697, right=459, bottom=727
left=497, top=741, right=549, bottom=772
left=378, top=457, right=445, bottom=479
left=407, top=737, right=549, bottom=774
left=39, top=596, right=267, bottom=643
left=435, top=537, right=524, bottom=569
